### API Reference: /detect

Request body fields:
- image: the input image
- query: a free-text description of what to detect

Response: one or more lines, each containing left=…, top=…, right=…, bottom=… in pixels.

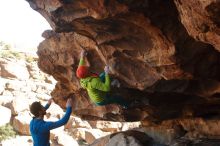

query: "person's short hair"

left=30, top=102, right=43, bottom=117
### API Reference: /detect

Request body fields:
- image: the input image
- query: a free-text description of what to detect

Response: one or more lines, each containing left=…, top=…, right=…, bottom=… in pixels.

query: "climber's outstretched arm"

left=78, top=50, right=86, bottom=66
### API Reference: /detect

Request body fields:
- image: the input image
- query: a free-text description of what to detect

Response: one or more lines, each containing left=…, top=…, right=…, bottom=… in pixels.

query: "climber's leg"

left=101, top=94, right=129, bottom=108
left=61, top=0, right=73, bottom=4
left=111, top=79, right=120, bottom=88
left=99, top=72, right=106, bottom=82
left=110, top=94, right=129, bottom=108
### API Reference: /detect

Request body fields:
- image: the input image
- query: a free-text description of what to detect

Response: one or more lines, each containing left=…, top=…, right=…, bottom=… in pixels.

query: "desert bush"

left=0, top=50, right=23, bottom=60
left=26, top=56, right=37, bottom=63
left=0, top=124, right=17, bottom=142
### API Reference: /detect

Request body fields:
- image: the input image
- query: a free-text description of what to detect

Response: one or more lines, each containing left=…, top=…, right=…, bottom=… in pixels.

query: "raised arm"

left=78, top=50, right=86, bottom=66
left=41, top=98, right=73, bottom=132
left=44, top=98, right=53, bottom=110
left=76, top=50, right=90, bottom=79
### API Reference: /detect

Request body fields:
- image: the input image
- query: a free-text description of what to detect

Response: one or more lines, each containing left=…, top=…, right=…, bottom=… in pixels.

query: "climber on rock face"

left=29, top=97, right=72, bottom=146
left=76, top=50, right=129, bottom=108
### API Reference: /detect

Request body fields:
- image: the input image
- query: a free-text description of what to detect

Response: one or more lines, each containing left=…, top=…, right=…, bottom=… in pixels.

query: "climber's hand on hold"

left=80, top=50, right=87, bottom=58
left=66, top=98, right=73, bottom=108
left=104, top=65, right=110, bottom=74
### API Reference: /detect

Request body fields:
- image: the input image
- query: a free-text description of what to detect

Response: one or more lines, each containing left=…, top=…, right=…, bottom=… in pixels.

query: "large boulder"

left=85, top=129, right=110, bottom=144
left=0, top=59, right=30, bottom=80
left=9, top=96, right=30, bottom=116
left=65, top=116, right=92, bottom=129
left=88, top=120, right=141, bottom=132
left=26, top=0, right=220, bottom=145
left=174, top=0, right=220, bottom=51
left=89, top=121, right=122, bottom=132
left=45, top=102, right=64, bottom=118
left=68, top=127, right=110, bottom=144
left=13, top=111, right=32, bottom=135
left=90, top=130, right=162, bottom=146
left=51, top=131, right=79, bottom=146
left=25, top=0, right=220, bottom=123
left=0, top=105, right=11, bottom=126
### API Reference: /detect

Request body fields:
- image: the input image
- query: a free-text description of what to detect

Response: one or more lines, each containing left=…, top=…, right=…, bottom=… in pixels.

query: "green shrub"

left=26, top=56, right=36, bottom=63
left=0, top=124, right=17, bottom=142
left=0, top=50, right=23, bottom=60
left=0, top=41, right=37, bottom=62
left=0, top=49, right=37, bottom=62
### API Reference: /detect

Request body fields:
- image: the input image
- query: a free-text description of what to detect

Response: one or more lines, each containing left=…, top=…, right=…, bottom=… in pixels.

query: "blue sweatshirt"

left=30, top=104, right=72, bottom=146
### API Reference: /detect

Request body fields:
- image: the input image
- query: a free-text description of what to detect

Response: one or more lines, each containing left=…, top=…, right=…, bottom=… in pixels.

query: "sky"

left=0, top=0, right=51, bottom=51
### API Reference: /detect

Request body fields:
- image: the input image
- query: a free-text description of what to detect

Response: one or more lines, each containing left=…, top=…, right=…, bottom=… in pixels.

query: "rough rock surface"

left=174, top=0, right=220, bottom=50
left=13, top=111, right=32, bottom=135
left=26, top=0, right=220, bottom=145
left=90, top=130, right=163, bottom=146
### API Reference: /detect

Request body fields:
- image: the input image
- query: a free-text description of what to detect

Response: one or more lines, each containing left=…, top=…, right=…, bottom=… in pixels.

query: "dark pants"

left=62, top=0, right=72, bottom=4
left=99, top=72, right=106, bottom=82
left=96, top=94, right=129, bottom=108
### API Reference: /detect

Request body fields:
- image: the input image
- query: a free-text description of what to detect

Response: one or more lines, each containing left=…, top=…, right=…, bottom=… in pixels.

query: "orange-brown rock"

left=174, top=0, right=220, bottom=51
left=26, top=0, right=220, bottom=119
left=26, top=0, right=220, bottom=144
